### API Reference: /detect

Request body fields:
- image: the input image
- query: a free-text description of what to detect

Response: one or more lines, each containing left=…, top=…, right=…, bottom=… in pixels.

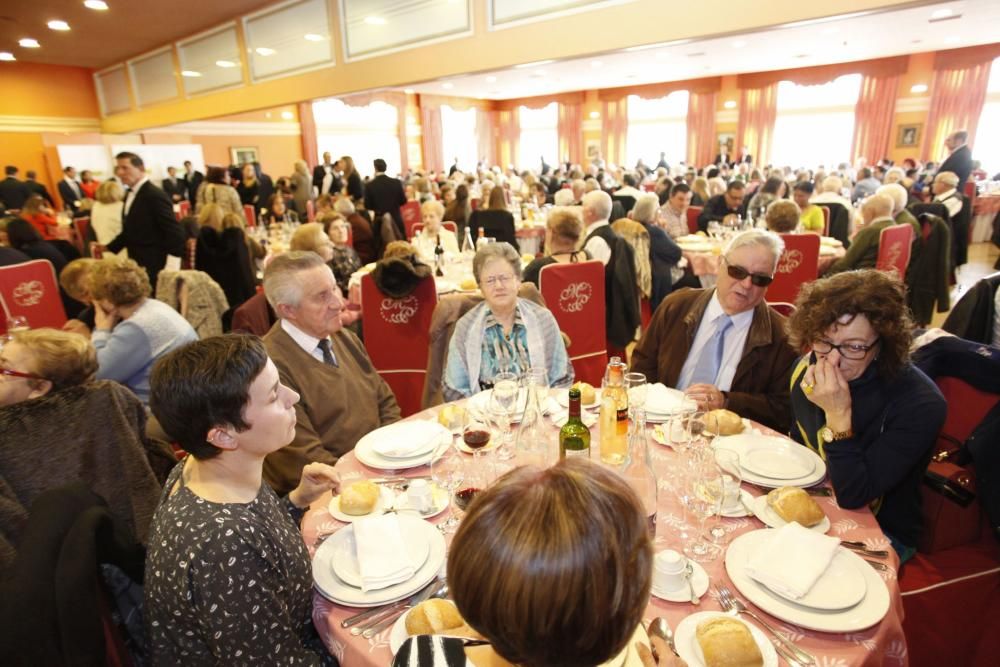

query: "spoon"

left=684, top=562, right=700, bottom=604
left=646, top=617, right=679, bottom=657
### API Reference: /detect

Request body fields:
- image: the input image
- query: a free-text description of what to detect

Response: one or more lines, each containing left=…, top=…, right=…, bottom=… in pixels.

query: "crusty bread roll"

left=767, top=486, right=825, bottom=528
left=405, top=599, right=465, bottom=636
left=339, top=481, right=379, bottom=516
left=571, top=381, right=596, bottom=405
left=706, top=409, right=743, bottom=435
left=696, top=617, right=763, bottom=667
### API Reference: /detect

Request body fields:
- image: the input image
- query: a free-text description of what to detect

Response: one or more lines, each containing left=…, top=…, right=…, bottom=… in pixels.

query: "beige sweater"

left=262, top=322, right=401, bottom=494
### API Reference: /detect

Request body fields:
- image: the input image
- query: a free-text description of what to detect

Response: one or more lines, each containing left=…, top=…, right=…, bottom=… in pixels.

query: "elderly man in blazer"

left=105, top=152, right=185, bottom=287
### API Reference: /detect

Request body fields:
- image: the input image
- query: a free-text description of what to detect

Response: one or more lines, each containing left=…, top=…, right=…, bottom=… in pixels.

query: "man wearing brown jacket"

left=631, top=230, right=797, bottom=431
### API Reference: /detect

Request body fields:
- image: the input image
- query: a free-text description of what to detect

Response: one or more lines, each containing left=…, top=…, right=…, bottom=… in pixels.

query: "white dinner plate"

left=750, top=495, right=831, bottom=533
left=713, top=434, right=827, bottom=488
left=746, top=538, right=868, bottom=611
left=674, top=612, right=778, bottom=667
left=556, top=387, right=602, bottom=409
left=368, top=421, right=451, bottom=459
left=742, top=441, right=816, bottom=479
left=329, top=518, right=431, bottom=589
left=327, top=485, right=396, bottom=522
left=313, top=516, right=446, bottom=607
left=649, top=559, right=710, bottom=603
left=355, top=430, right=451, bottom=471
left=725, top=530, right=890, bottom=633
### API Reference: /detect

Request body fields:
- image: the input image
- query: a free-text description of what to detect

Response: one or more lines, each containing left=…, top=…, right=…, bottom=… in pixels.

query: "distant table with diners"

left=971, top=193, right=1000, bottom=243
left=302, top=385, right=906, bottom=667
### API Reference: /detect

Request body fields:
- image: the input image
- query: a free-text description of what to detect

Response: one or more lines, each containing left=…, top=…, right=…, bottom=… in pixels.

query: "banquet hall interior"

left=2, top=1, right=1000, bottom=666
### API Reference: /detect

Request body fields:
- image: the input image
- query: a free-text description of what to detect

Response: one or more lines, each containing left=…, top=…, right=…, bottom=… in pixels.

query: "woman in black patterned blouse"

left=145, top=335, right=341, bottom=665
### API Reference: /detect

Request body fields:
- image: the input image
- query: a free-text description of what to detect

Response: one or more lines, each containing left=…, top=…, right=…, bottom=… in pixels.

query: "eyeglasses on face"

left=723, top=259, right=774, bottom=287
left=0, top=367, right=46, bottom=382
left=812, top=338, right=880, bottom=360
left=482, top=274, right=515, bottom=288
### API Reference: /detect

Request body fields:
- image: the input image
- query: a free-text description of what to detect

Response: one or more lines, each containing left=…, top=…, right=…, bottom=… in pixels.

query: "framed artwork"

left=230, top=146, right=259, bottom=165
left=716, top=133, right=735, bottom=154
left=896, top=124, right=921, bottom=148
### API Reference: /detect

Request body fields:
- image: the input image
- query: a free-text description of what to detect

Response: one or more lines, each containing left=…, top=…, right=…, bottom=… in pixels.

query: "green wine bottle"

left=560, top=388, right=591, bottom=459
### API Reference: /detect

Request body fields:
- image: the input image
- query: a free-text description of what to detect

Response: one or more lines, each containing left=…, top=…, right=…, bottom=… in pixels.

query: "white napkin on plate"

left=370, top=420, right=443, bottom=458
left=745, top=523, right=840, bottom=599
left=645, top=383, right=696, bottom=415
left=353, top=514, right=418, bottom=592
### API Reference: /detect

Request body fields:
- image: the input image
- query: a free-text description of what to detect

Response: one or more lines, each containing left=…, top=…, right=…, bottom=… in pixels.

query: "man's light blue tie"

left=688, top=315, right=733, bottom=386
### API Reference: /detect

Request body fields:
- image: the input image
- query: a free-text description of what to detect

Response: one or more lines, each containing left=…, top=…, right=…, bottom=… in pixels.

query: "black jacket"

left=106, top=180, right=186, bottom=287
left=161, top=176, right=187, bottom=202
left=941, top=271, right=1000, bottom=344
left=364, top=174, right=407, bottom=238
left=312, top=164, right=341, bottom=196
left=468, top=210, right=519, bottom=250
left=0, top=177, right=30, bottom=210
left=57, top=179, right=83, bottom=215
left=195, top=226, right=257, bottom=309
left=183, top=170, right=203, bottom=205
left=25, top=180, right=54, bottom=206
left=697, top=194, right=740, bottom=232
left=584, top=225, right=640, bottom=349
left=905, top=213, right=952, bottom=326
left=641, top=221, right=682, bottom=312
left=936, top=145, right=973, bottom=191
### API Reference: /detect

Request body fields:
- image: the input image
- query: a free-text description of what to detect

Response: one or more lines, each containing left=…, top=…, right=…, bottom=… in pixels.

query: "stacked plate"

left=644, top=384, right=698, bottom=424
left=355, top=421, right=452, bottom=471
left=713, top=433, right=826, bottom=488
left=313, top=514, right=446, bottom=607
left=725, top=530, right=890, bottom=633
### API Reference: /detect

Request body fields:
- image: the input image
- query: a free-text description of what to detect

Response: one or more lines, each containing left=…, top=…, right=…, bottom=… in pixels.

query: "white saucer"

left=390, top=483, right=451, bottom=520
left=327, top=485, right=395, bottom=522
left=750, top=495, right=831, bottom=533
left=650, top=559, right=709, bottom=603
left=329, top=518, right=431, bottom=589
left=674, top=612, right=778, bottom=667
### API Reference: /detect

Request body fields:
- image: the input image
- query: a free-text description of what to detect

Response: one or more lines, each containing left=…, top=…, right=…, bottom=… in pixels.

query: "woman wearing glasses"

left=787, top=270, right=945, bottom=562
left=442, top=242, right=573, bottom=400
left=0, top=328, right=97, bottom=407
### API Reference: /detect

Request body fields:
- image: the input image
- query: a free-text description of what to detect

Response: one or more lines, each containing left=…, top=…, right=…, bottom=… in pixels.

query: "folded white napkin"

left=370, top=420, right=443, bottom=458
left=645, top=384, right=696, bottom=415
left=745, top=523, right=840, bottom=599
left=353, top=514, right=418, bottom=592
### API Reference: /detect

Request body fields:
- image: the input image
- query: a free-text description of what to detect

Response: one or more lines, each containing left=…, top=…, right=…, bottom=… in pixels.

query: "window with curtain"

left=312, top=99, right=400, bottom=177
left=772, top=74, right=862, bottom=169
left=441, top=105, right=478, bottom=173
left=625, top=91, right=689, bottom=170
left=975, top=58, right=1000, bottom=176
left=519, top=104, right=559, bottom=172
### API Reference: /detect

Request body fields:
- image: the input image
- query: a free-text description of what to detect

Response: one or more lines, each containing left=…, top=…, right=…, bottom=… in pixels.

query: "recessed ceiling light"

left=686, top=52, right=706, bottom=58
left=732, top=40, right=746, bottom=48
left=591, top=60, right=603, bottom=68
left=589, top=111, right=600, bottom=119
left=485, top=75, right=497, bottom=83
left=0, top=52, right=16, bottom=62
left=84, top=0, right=109, bottom=10
left=48, top=20, right=71, bottom=31
left=724, top=100, right=737, bottom=109
left=515, top=59, right=555, bottom=69
left=255, top=47, right=276, bottom=56
left=823, top=26, right=840, bottom=35
left=911, top=39, right=923, bottom=44
left=280, top=111, right=294, bottom=120
left=304, top=33, right=325, bottom=42
left=442, top=82, right=454, bottom=89
left=215, top=60, right=237, bottom=68
left=181, top=70, right=202, bottom=77
left=403, top=88, right=415, bottom=94
left=654, top=51, right=668, bottom=60
left=19, top=38, right=40, bottom=48
left=533, top=70, right=546, bottom=76
left=931, top=8, right=953, bottom=19
left=944, top=36, right=961, bottom=44
left=910, top=83, right=928, bottom=94
left=364, top=16, right=386, bottom=25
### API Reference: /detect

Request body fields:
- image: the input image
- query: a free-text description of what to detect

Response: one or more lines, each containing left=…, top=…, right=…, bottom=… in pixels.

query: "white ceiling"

left=398, top=0, right=1000, bottom=100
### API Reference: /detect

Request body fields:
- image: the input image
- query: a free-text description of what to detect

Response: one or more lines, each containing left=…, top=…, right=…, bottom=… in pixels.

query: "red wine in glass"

left=463, top=428, right=491, bottom=450
left=454, top=487, right=481, bottom=511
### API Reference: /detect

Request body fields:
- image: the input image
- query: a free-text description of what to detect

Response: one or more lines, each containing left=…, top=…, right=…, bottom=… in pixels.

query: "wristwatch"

left=820, top=425, right=853, bottom=443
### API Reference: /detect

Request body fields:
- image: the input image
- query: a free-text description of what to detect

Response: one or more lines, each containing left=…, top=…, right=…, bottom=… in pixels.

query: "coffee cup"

left=407, top=479, right=434, bottom=512
left=653, top=549, right=687, bottom=591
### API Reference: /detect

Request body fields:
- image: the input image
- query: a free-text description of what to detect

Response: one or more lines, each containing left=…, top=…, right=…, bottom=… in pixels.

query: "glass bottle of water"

left=622, top=408, right=658, bottom=538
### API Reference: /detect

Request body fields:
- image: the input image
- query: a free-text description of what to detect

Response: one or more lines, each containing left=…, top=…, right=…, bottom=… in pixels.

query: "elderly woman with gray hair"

left=630, top=193, right=683, bottom=312
left=443, top=243, right=573, bottom=399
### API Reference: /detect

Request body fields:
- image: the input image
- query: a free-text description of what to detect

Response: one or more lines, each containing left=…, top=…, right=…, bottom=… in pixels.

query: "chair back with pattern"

left=538, top=260, right=607, bottom=385
left=0, top=259, right=68, bottom=330
left=361, top=273, right=438, bottom=417
left=400, top=201, right=422, bottom=238
left=768, top=233, right=820, bottom=304
left=876, top=223, right=914, bottom=277
left=686, top=206, right=702, bottom=234
left=243, top=204, right=256, bottom=228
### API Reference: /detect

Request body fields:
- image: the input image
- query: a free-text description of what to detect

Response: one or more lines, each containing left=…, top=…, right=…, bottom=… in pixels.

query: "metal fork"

left=362, top=582, right=450, bottom=639
left=716, top=585, right=817, bottom=666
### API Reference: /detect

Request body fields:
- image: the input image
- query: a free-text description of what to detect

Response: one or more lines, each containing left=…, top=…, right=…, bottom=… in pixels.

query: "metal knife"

left=341, top=577, right=438, bottom=629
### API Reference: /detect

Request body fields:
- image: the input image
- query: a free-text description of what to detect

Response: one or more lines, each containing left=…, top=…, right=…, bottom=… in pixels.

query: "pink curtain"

left=850, top=73, right=900, bottom=165
left=298, top=102, right=318, bottom=168
left=601, top=97, right=628, bottom=167
left=922, top=60, right=994, bottom=162
left=420, top=105, right=444, bottom=174
left=477, top=109, right=495, bottom=168
left=686, top=90, right=717, bottom=168
left=497, top=110, right=520, bottom=170
left=558, top=101, right=583, bottom=164
left=737, top=83, right=778, bottom=166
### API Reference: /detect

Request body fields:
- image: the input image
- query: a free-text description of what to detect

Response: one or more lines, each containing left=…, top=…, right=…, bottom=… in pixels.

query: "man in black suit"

left=312, top=152, right=341, bottom=198
left=697, top=180, right=746, bottom=233
left=57, top=166, right=85, bottom=216
left=935, top=130, right=974, bottom=191
left=24, top=170, right=54, bottom=206
left=105, top=152, right=185, bottom=287
left=363, top=158, right=406, bottom=238
left=182, top=160, right=203, bottom=205
left=0, top=166, right=30, bottom=211
left=161, top=166, right=187, bottom=203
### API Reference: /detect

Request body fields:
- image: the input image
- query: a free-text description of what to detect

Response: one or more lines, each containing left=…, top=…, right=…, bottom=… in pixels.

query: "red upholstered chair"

left=0, top=259, right=68, bottom=330
left=72, top=217, right=91, bottom=255
left=875, top=223, right=914, bottom=277
left=400, top=201, right=421, bottom=238
left=177, top=200, right=191, bottom=218
left=243, top=204, right=256, bottom=228
left=686, top=206, right=702, bottom=234
left=767, top=233, right=820, bottom=304
left=360, top=273, right=438, bottom=417
left=766, top=302, right=796, bottom=317
left=538, top=260, right=607, bottom=386
left=818, top=205, right=830, bottom=236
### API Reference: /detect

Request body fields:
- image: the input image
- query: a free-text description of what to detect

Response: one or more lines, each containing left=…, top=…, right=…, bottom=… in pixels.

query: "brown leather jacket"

left=631, top=288, right=797, bottom=431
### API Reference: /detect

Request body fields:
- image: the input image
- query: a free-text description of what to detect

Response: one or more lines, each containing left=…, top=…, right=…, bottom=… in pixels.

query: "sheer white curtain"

left=974, top=58, right=1000, bottom=176
left=772, top=74, right=862, bottom=170
left=441, top=105, right=478, bottom=174
left=518, top=104, right=559, bottom=172
left=625, top=91, right=689, bottom=169
left=312, top=98, right=401, bottom=177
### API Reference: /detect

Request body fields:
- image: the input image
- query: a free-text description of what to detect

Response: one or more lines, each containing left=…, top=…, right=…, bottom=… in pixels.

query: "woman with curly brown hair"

left=787, top=269, right=945, bottom=562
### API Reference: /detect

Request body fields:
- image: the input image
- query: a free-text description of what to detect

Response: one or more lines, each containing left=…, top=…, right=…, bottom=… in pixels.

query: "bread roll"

left=706, top=409, right=743, bottom=435
left=571, top=381, right=596, bottom=405
left=767, top=486, right=825, bottom=528
left=405, top=599, right=465, bottom=636
left=460, top=277, right=478, bottom=291
left=696, top=617, right=763, bottom=667
left=339, top=481, right=379, bottom=516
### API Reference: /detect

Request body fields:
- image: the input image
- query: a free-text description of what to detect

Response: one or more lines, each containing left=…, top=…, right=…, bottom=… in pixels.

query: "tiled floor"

left=930, top=242, right=999, bottom=328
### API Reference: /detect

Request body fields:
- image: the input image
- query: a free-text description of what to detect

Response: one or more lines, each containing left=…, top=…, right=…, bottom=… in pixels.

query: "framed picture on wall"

left=896, top=124, right=921, bottom=148
left=716, top=133, right=735, bottom=154
left=230, top=146, right=259, bottom=165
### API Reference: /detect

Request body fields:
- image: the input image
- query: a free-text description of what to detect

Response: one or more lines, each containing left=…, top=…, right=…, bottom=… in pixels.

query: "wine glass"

left=462, top=417, right=493, bottom=466
left=683, top=457, right=725, bottom=563
left=430, top=444, right=465, bottom=534
left=452, top=453, right=486, bottom=523
left=624, top=372, right=647, bottom=418
left=709, top=449, right=742, bottom=544
left=490, top=371, right=519, bottom=460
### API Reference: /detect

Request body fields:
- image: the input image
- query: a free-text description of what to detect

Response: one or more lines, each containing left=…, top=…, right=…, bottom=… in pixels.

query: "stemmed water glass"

left=683, top=455, right=725, bottom=563
left=430, top=444, right=465, bottom=534
left=490, top=371, right=519, bottom=460
left=624, top=372, right=647, bottom=418
left=709, top=449, right=742, bottom=544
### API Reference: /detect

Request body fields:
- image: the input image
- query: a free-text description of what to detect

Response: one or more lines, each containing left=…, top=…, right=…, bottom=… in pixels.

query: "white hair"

left=722, top=229, right=785, bottom=274
left=875, top=183, right=908, bottom=214
left=263, top=251, right=329, bottom=309
left=631, top=194, right=660, bottom=225
left=581, top=190, right=612, bottom=221
left=821, top=175, right=843, bottom=193
left=862, top=193, right=894, bottom=219
left=553, top=189, right=576, bottom=206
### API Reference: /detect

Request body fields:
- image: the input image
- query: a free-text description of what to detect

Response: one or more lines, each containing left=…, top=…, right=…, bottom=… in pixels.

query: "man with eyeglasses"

left=631, top=229, right=798, bottom=431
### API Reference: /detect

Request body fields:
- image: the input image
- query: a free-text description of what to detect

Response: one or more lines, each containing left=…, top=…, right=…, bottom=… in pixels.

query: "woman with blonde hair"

left=523, top=207, right=590, bottom=287
left=195, top=204, right=257, bottom=308
left=340, top=156, right=364, bottom=202
left=291, top=159, right=312, bottom=216
left=59, top=257, right=100, bottom=336
left=0, top=328, right=98, bottom=407
left=413, top=199, right=459, bottom=261
left=90, top=180, right=126, bottom=252
left=690, top=176, right=710, bottom=206
left=88, top=257, right=197, bottom=404
left=290, top=222, right=335, bottom=263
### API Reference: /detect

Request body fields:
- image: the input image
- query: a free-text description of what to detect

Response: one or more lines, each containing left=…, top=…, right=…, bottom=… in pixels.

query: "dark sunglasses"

left=723, top=260, right=774, bottom=287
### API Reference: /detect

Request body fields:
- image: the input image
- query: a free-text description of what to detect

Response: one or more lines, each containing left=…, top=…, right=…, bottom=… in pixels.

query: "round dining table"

left=301, top=401, right=908, bottom=667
